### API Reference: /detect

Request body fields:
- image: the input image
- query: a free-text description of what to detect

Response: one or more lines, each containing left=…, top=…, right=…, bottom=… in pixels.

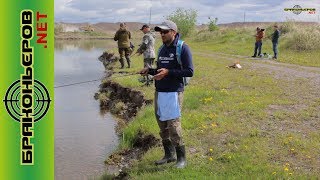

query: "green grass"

left=101, top=23, right=320, bottom=179
left=188, top=23, right=320, bottom=67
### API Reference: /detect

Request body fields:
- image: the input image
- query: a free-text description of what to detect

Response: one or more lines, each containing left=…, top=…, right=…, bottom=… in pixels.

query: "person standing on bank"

left=114, top=22, right=132, bottom=68
left=252, top=27, right=265, bottom=58
left=271, top=25, right=280, bottom=60
left=136, top=24, right=156, bottom=85
left=140, top=20, right=194, bottom=169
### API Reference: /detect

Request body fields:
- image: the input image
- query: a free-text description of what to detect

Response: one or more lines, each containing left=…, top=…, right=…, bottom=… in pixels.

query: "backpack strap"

left=176, top=40, right=184, bottom=66
left=176, top=40, right=190, bottom=86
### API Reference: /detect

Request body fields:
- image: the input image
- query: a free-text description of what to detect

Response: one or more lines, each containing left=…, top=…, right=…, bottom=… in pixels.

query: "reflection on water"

left=55, top=40, right=118, bottom=180
left=55, top=39, right=115, bottom=51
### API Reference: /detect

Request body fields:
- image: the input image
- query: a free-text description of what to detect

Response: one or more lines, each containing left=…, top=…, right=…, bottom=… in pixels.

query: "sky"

left=54, top=0, right=320, bottom=24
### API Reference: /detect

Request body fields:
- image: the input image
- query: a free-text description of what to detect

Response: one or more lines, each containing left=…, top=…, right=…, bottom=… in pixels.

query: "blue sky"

left=54, top=0, right=320, bottom=24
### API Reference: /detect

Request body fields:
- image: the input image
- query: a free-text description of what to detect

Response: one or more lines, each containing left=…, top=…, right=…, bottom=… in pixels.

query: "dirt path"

left=196, top=52, right=320, bottom=125
left=195, top=51, right=320, bottom=113
left=195, top=52, right=320, bottom=99
left=196, top=51, right=320, bottom=135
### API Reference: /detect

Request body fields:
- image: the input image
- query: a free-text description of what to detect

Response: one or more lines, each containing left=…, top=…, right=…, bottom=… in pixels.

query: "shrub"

left=286, top=26, right=320, bottom=51
left=280, top=20, right=296, bottom=34
left=54, top=24, right=64, bottom=34
left=167, top=8, right=197, bottom=38
left=193, top=31, right=218, bottom=42
left=208, top=17, right=219, bottom=31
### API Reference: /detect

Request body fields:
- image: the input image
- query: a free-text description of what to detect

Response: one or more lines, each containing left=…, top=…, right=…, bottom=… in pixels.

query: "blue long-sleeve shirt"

left=149, top=33, right=194, bottom=92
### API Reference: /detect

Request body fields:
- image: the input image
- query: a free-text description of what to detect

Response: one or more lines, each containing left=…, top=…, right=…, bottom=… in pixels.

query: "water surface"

left=55, top=40, right=118, bottom=180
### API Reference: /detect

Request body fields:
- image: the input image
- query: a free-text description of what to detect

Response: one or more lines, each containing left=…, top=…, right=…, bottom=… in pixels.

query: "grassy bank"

left=99, top=23, right=319, bottom=179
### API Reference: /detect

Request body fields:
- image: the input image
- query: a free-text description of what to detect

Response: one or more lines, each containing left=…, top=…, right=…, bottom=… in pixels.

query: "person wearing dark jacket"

left=271, top=25, right=280, bottom=59
left=114, top=23, right=131, bottom=68
left=140, top=20, right=193, bottom=169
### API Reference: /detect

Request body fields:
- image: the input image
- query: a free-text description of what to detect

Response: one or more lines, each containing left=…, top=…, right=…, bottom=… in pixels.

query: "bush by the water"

left=54, top=24, right=64, bottom=34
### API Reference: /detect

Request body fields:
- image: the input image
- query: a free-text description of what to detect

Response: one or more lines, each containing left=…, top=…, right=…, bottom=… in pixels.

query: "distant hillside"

left=217, top=21, right=319, bottom=28
left=55, top=22, right=157, bottom=33
left=56, top=21, right=319, bottom=33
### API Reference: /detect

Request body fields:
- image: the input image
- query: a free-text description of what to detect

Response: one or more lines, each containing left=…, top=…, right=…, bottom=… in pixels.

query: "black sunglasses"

left=160, top=30, right=170, bottom=34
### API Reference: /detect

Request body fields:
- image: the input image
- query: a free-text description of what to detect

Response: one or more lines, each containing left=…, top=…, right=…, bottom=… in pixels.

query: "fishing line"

left=54, top=72, right=140, bottom=89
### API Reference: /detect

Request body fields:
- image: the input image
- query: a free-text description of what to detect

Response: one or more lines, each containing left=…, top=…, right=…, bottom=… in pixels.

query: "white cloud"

left=116, top=8, right=136, bottom=15
left=54, top=0, right=320, bottom=24
left=223, top=3, right=268, bottom=9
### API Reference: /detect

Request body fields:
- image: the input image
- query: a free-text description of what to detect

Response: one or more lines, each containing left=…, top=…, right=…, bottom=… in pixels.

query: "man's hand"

left=154, top=68, right=169, bottom=80
left=139, top=68, right=149, bottom=76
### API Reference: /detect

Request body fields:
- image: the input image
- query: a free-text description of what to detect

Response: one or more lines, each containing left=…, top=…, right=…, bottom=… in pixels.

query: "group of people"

left=114, top=21, right=194, bottom=169
left=113, top=23, right=156, bottom=84
left=252, top=25, right=280, bottom=59
left=113, top=23, right=156, bottom=70
left=112, top=21, right=280, bottom=170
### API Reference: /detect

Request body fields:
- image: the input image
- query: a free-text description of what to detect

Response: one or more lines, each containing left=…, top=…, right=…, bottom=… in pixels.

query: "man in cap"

left=252, top=27, right=265, bottom=58
left=114, top=22, right=132, bottom=68
left=271, top=25, right=280, bottom=60
left=140, top=20, right=194, bottom=169
left=136, top=24, right=156, bottom=85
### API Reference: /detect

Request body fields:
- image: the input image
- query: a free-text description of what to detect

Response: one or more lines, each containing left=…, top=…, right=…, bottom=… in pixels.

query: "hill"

left=55, top=22, right=156, bottom=33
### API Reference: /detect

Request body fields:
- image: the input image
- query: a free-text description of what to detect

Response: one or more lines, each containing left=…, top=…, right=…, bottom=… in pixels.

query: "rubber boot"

left=155, top=140, right=176, bottom=165
left=273, top=53, right=277, bottom=59
left=126, top=57, right=131, bottom=68
left=175, top=145, right=186, bottom=169
left=119, top=58, right=124, bottom=69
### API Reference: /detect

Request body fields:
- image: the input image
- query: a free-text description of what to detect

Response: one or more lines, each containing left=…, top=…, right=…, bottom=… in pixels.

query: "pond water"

left=54, top=40, right=118, bottom=180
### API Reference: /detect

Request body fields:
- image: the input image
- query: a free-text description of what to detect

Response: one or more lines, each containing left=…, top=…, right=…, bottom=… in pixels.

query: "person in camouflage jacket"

left=137, top=24, right=156, bottom=84
left=114, top=23, right=132, bottom=68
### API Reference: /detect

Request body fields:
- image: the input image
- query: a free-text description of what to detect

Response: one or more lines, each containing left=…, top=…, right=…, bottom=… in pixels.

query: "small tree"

left=54, top=23, right=64, bottom=34
left=167, top=8, right=197, bottom=38
left=208, top=17, right=219, bottom=31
